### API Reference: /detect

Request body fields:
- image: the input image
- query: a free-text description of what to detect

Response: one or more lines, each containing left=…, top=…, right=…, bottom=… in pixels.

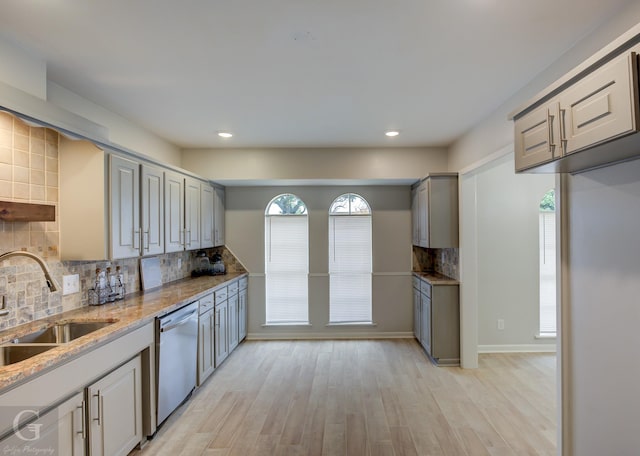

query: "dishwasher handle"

left=160, top=309, right=197, bottom=332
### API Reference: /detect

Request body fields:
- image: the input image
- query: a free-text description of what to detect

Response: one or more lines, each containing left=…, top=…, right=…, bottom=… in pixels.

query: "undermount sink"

left=0, top=344, right=58, bottom=367
left=7, top=320, right=118, bottom=345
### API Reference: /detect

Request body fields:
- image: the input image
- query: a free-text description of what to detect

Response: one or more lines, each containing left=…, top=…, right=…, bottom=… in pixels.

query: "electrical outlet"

left=497, top=319, right=505, bottom=330
left=62, top=274, right=80, bottom=296
left=178, top=258, right=182, bottom=269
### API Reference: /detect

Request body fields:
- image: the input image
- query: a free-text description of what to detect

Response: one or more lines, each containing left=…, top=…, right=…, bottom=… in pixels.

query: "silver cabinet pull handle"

left=93, top=393, right=102, bottom=425
left=76, top=401, right=86, bottom=439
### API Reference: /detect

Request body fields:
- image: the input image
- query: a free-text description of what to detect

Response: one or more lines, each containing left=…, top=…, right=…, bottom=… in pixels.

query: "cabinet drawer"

left=215, top=287, right=228, bottom=303
left=199, top=293, right=214, bottom=314
left=239, top=276, right=248, bottom=291
left=420, top=281, right=432, bottom=298
left=228, top=280, right=239, bottom=297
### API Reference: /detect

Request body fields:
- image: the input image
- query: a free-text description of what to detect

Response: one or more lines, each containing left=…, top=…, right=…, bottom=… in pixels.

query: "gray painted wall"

left=471, top=153, right=555, bottom=349
left=225, top=185, right=413, bottom=338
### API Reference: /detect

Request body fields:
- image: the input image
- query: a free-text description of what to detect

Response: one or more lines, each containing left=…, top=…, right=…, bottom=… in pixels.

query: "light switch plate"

left=62, top=274, right=80, bottom=296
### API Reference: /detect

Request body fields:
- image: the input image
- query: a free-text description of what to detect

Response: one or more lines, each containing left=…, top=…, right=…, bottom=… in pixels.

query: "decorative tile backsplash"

left=412, top=245, right=459, bottom=280
left=0, top=111, right=245, bottom=332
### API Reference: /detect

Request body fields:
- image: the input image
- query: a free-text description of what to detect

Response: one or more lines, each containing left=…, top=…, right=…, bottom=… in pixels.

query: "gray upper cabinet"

left=164, top=170, right=185, bottom=253
left=110, top=155, right=141, bottom=260
left=60, top=136, right=221, bottom=259
left=184, top=177, right=201, bottom=250
left=141, top=164, right=165, bottom=256
left=201, top=183, right=215, bottom=249
left=411, top=174, right=458, bottom=248
left=560, top=53, right=638, bottom=155
left=513, top=44, right=640, bottom=173
left=213, top=186, right=225, bottom=247
left=514, top=101, right=562, bottom=172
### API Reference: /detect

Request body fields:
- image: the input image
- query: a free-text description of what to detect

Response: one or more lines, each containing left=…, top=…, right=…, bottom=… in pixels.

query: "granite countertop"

left=0, top=272, right=247, bottom=392
left=413, top=271, right=459, bottom=285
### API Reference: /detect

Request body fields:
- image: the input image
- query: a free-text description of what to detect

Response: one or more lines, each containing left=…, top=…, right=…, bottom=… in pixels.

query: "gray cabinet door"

left=0, top=392, right=86, bottom=455
left=213, top=186, right=225, bottom=246
left=430, top=285, right=460, bottom=366
left=215, top=302, right=229, bottom=366
left=184, top=178, right=201, bottom=250
left=228, top=293, right=239, bottom=352
left=164, top=170, right=185, bottom=253
left=560, top=52, right=638, bottom=156
left=413, top=286, right=421, bottom=340
left=239, top=288, right=248, bottom=342
left=200, top=183, right=215, bottom=248
left=198, top=308, right=215, bottom=385
left=420, top=293, right=431, bottom=355
left=110, top=155, right=140, bottom=259
left=514, top=101, right=561, bottom=172
left=88, top=355, right=142, bottom=456
left=141, top=164, right=164, bottom=256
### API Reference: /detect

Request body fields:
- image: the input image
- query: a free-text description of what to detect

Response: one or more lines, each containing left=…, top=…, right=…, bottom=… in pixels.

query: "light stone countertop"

left=0, top=272, right=247, bottom=393
left=413, top=271, right=459, bottom=285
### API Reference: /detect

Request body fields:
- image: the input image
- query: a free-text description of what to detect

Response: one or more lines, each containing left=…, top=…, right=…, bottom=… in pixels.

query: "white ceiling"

left=0, top=0, right=632, bottom=149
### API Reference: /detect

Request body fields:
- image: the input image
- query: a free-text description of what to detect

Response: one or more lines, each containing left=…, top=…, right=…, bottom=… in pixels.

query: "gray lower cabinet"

left=238, top=279, right=247, bottom=342
left=412, top=279, right=421, bottom=340
left=214, top=294, right=229, bottom=367
left=228, top=293, right=239, bottom=352
left=1, top=392, right=86, bottom=455
left=197, top=293, right=215, bottom=385
left=414, top=277, right=460, bottom=366
left=87, top=355, right=143, bottom=456
left=420, top=292, right=432, bottom=356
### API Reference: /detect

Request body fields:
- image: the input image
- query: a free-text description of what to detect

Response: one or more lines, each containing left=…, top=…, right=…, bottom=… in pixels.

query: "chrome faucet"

left=0, top=250, right=60, bottom=292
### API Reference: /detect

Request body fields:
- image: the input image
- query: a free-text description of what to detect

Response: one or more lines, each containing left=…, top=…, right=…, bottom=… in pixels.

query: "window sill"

left=326, top=322, right=377, bottom=327
left=535, top=333, right=557, bottom=340
left=262, top=323, right=312, bottom=327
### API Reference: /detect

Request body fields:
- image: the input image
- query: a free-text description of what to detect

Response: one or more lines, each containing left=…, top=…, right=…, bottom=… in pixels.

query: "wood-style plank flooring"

left=132, top=340, right=556, bottom=456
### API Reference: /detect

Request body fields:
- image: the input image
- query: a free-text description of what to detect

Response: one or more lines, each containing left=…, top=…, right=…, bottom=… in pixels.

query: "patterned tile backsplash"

left=412, top=246, right=459, bottom=280
left=0, top=111, right=245, bottom=332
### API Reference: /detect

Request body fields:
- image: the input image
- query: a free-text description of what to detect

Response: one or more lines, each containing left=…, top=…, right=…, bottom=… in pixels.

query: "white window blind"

left=329, top=215, right=372, bottom=323
left=539, top=211, right=556, bottom=334
left=265, top=215, right=309, bottom=324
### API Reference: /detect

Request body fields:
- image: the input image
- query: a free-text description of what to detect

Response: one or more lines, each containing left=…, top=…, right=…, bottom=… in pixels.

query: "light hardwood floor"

left=133, top=340, right=556, bottom=456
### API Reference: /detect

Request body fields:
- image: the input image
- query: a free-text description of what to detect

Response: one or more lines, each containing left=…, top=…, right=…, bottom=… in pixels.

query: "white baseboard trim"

left=246, top=331, right=413, bottom=340
left=478, top=344, right=557, bottom=353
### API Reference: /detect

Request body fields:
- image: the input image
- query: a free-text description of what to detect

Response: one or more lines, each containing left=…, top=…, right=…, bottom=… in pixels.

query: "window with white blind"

left=539, top=189, right=556, bottom=335
left=329, top=193, right=372, bottom=324
left=265, top=194, right=309, bottom=324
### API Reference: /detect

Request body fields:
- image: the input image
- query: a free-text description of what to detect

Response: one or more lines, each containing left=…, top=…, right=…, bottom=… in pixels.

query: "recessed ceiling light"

left=218, top=131, right=233, bottom=138
left=385, top=130, right=400, bottom=137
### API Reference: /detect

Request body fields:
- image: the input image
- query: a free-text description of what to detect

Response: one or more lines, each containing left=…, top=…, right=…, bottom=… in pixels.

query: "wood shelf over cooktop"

left=0, top=201, right=55, bottom=222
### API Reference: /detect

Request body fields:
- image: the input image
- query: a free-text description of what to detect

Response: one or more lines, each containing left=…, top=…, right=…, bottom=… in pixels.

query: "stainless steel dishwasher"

left=156, top=302, right=198, bottom=425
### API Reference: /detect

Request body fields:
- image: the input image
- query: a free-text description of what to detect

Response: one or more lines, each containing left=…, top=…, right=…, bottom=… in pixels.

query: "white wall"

left=566, top=159, right=640, bottom=455
left=47, top=83, right=181, bottom=166
left=0, top=39, right=46, bottom=100
left=0, top=36, right=181, bottom=167
left=448, top=1, right=640, bottom=173
left=225, top=185, right=412, bottom=338
left=182, top=147, right=448, bottom=182
left=465, top=153, right=555, bottom=351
